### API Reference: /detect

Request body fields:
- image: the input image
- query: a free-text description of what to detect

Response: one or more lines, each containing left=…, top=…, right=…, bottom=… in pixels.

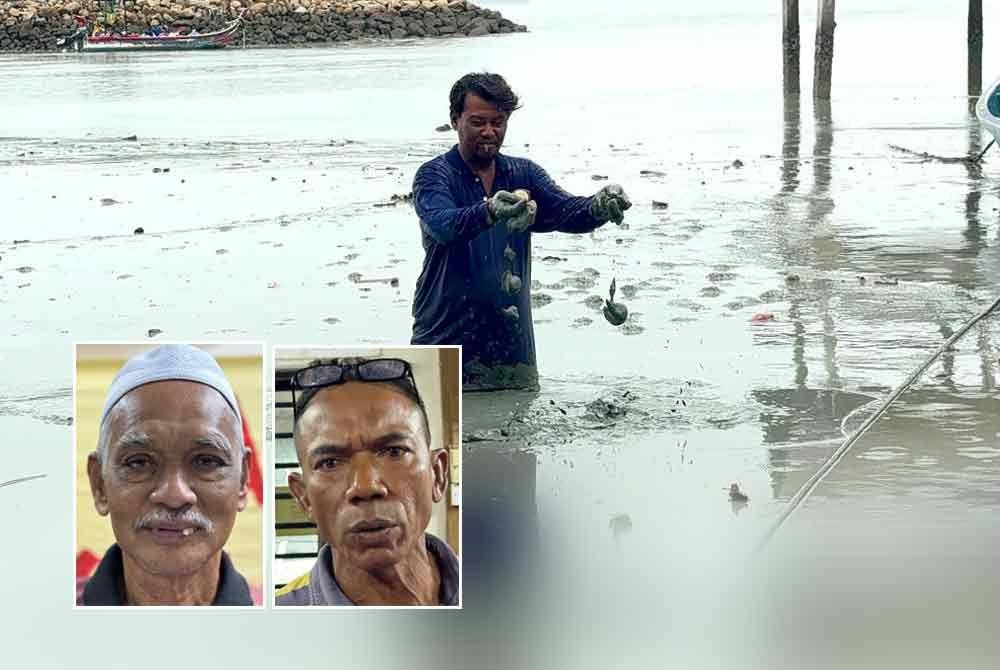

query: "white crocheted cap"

left=100, top=344, right=242, bottom=432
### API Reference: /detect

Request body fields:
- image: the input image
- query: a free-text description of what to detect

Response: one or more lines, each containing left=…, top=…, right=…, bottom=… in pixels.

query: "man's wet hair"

left=450, top=72, right=521, bottom=122
left=293, top=358, right=432, bottom=448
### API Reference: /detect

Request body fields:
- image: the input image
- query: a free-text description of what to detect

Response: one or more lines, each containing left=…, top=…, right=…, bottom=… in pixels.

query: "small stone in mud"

left=652, top=200, right=669, bottom=210
left=390, top=278, right=400, bottom=288
left=152, top=167, right=162, bottom=173
left=531, top=293, right=553, bottom=308
left=133, top=227, right=144, bottom=235
left=100, top=198, right=120, bottom=207
left=707, top=271, right=737, bottom=282
left=15, top=266, right=33, bottom=274
left=116, top=274, right=133, bottom=280
left=347, top=272, right=363, bottom=283
left=181, top=179, right=186, bottom=184
left=541, top=255, right=567, bottom=262
left=874, top=276, right=899, bottom=286
left=616, top=238, right=623, bottom=244
left=758, top=289, right=784, bottom=303
left=785, top=273, right=800, bottom=283
left=122, top=135, right=138, bottom=141
left=323, top=317, right=340, bottom=324
left=147, top=328, right=163, bottom=338
left=700, top=286, right=722, bottom=298
left=640, top=169, right=666, bottom=177
left=592, top=174, right=608, bottom=181
left=435, top=123, right=452, bottom=132
left=13, top=239, right=29, bottom=244
left=731, top=159, right=744, bottom=168
left=271, top=177, right=277, bottom=182
left=215, top=249, right=228, bottom=255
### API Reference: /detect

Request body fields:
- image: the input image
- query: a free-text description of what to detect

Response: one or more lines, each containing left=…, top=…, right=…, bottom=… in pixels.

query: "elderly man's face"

left=289, top=382, right=447, bottom=573
left=88, top=381, right=248, bottom=578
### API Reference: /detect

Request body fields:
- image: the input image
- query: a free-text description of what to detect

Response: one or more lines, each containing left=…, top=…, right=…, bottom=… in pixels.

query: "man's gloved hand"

left=487, top=190, right=528, bottom=226
left=589, top=184, right=632, bottom=225
left=506, top=199, right=537, bottom=233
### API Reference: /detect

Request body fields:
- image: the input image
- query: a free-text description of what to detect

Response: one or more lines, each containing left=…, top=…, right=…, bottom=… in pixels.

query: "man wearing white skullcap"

left=80, top=344, right=253, bottom=606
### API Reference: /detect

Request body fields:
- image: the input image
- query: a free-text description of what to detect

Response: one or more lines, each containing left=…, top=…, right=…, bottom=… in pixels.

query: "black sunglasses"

left=290, top=358, right=413, bottom=390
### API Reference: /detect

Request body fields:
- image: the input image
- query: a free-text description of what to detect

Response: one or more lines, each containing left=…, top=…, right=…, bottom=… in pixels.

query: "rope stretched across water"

left=756, top=295, right=1000, bottom=553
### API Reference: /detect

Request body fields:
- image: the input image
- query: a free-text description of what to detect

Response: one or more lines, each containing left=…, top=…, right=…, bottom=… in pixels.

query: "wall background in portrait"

left=73, top=342, right=264, bottom=604
left=272, top=346, right=461, bottom=590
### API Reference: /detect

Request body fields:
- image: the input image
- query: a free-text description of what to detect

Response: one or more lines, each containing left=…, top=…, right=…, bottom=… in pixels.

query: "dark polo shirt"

left=275, top=533, right=460, bottom=606
left=77, top=543, right=253, bottom=606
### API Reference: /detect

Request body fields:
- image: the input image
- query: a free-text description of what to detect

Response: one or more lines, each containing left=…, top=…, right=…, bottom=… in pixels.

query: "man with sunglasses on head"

left=276, top=357, right=459, bottom=606
left=79, top=344, right=254, bottom=606
left=411, top=72, right=633, bottom=391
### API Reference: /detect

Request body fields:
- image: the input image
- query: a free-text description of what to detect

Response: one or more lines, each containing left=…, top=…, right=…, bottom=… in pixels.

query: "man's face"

left=87, top=381, right=248, bottom=578
left=289, top=382, right=448, bottom=574
left=453, top=92, right=509, bottom=165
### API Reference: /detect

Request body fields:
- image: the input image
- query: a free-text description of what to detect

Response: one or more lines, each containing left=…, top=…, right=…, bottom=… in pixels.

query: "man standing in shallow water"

left=79, top=344, right=254, bottom=606
left=411, top=72, right=632, bottom=391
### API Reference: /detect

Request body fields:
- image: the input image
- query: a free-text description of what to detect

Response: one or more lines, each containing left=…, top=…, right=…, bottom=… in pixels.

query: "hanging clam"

left=502, top=269, right=522, bottom=295
left=602, top=277, right=629, bottom=326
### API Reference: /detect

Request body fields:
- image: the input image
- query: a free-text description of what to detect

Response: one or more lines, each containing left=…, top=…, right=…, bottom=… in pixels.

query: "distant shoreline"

left=0, top=0, right=527, bottom=53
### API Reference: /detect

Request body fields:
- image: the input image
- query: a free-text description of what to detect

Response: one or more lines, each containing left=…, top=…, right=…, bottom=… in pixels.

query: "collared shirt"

left=411, top=146, right=604, bottom=390
left=275, top=533, right=460, bottom=606
left=77, top=544, right=253, bottom=606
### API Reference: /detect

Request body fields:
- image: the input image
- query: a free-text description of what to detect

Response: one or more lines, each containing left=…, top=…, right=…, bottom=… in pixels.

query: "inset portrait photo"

left=74, top=343, right=265, bottom=607
left=273, top=346, right=461, bottom=608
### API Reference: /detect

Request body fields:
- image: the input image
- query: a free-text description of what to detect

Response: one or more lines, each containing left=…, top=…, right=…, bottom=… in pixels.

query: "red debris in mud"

left=751, top=313, right=776, bottom=323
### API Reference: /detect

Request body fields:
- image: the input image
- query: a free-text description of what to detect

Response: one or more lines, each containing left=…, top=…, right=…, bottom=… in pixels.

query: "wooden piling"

left=968, top=0, right=983, bottom=103
left=813, top=0, right=836, bottom=100
left=782, top=0, right=800, bottom=95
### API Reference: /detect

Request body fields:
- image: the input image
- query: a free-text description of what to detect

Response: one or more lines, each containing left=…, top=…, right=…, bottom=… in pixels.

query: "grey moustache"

left=135, top=508, right=213, bottom=534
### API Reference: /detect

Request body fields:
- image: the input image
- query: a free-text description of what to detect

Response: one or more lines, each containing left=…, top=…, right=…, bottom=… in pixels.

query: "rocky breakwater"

left=0, top=0, right=527, bottom=51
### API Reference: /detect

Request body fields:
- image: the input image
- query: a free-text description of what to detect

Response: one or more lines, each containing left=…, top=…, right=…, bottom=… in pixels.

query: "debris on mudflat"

left=435, top=123, right=452, bottom=132
left=592, top=174, right=608, bottom=181
left=731, top=159, right=744, bottom=168
left=609, top=513, right=632, bottom=540
left=874, top=275, right=899, bottom=286
left=147, top=328, right=163, bottom=338
left=640, top=169, right=666, bottom=177
left=729, top=483, right=749, bottom=503
left=785, top=272, right=800, bottom=283
left=100, top=198, right=120, bottom=206
left=751, top=313, right=775, bottom=323
left=133, top=227, right=144, bottom=235
left=652, top=200, right=669, bottom=210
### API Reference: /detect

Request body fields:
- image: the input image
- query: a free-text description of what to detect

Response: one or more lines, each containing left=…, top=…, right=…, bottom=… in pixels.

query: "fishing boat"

left=57, top=10, right=245, bottom=53
left=976, top=74, right=1000, bottom=144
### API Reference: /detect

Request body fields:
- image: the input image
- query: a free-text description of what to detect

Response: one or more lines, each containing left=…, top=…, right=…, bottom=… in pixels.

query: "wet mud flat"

left=4, top=31, right=1000, bottom=663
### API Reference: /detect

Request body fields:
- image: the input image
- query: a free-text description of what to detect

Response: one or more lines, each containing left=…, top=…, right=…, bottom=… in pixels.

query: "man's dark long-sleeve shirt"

left=411, top=146, right=604, bottom=390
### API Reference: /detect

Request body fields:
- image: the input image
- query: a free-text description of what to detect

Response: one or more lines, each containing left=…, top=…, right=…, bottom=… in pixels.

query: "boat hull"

left=58, top=12, right=243, bottom=53
left=976, top=75, right=1000, bottom=144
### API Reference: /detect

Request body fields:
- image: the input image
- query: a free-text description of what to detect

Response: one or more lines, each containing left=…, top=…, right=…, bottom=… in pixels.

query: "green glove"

left=487, top=190, right=527, bottom=226
left=590, top=183, right=632, bottom=225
